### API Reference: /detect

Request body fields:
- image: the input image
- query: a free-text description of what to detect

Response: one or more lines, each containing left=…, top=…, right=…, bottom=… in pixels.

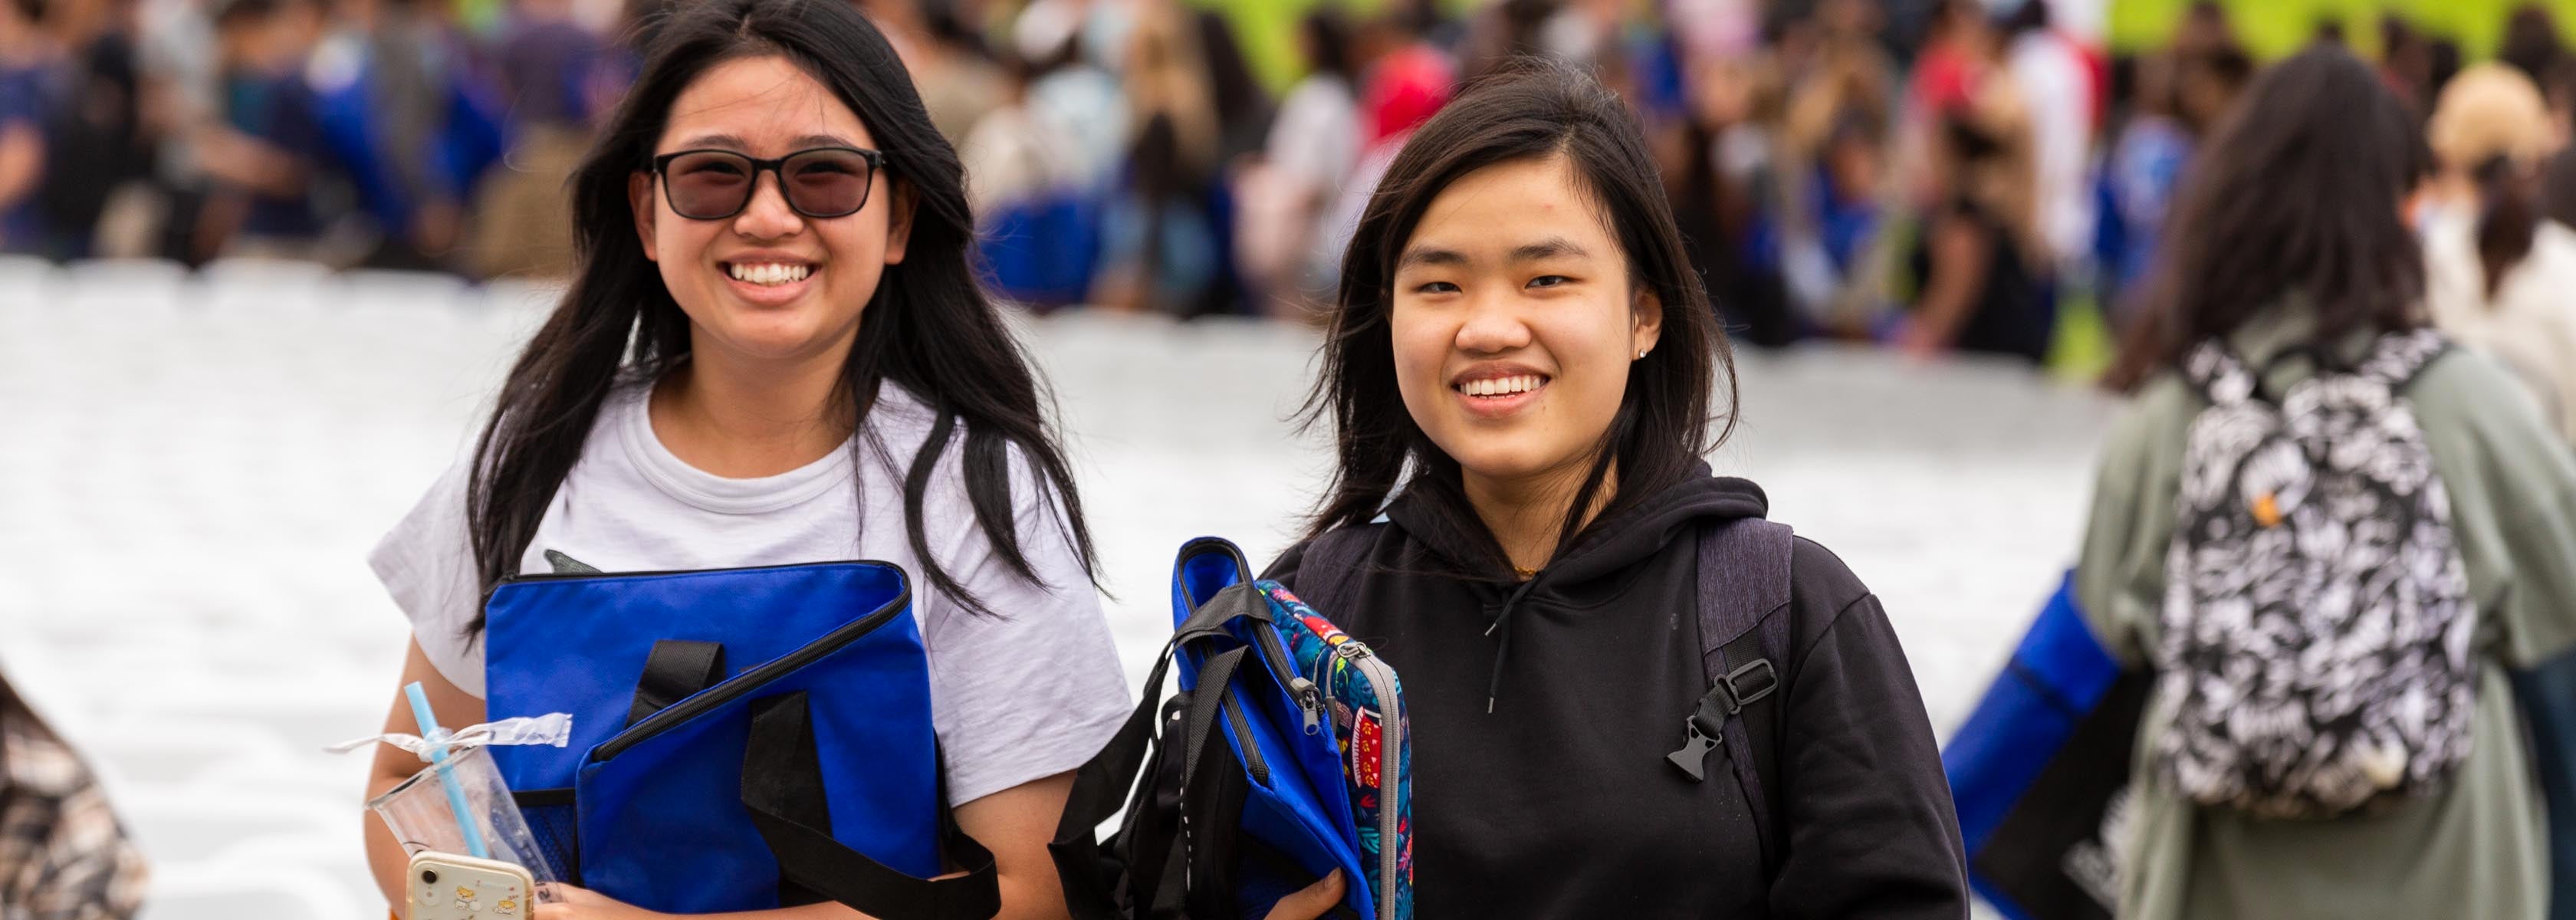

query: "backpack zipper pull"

left=1288, top=675, right=1323, bottom=734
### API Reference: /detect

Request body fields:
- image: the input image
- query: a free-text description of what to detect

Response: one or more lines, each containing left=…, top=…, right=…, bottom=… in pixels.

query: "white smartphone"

left=405, top=850, right=537, bottom=920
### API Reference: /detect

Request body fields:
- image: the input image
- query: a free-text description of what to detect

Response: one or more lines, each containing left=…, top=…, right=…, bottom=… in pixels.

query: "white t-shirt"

left=369, top=376, right=1132, bottom=807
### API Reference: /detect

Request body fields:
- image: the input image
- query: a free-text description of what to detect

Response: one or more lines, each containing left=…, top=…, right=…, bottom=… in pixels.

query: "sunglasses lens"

left=782, top=150, right=872, bottom=217
left=663, top=151, right=754, bottom=219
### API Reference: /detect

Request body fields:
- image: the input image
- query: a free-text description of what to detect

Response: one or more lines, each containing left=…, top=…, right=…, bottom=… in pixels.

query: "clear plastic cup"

left=368, top=744, right=561, bottom=900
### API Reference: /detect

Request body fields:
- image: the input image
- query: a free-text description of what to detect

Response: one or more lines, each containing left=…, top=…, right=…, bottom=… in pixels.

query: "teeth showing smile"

left=728, top=262, right=811, bottom=286
left=1457, top=375, right=1545, bottom=396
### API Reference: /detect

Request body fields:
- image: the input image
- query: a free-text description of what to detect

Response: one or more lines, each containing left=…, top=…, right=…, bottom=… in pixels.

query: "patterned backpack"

left=2154, top=328, right=2479, bottom=818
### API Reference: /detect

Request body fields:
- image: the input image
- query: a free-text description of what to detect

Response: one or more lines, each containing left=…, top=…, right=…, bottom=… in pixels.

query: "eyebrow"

left=1509, top=237, right=1592, bottom=262
left=669, top=133, right=862, bottom=153
left=1395, top=236, right=1594, bottom=271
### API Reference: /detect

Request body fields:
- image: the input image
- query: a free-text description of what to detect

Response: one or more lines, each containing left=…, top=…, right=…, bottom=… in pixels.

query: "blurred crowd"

left=9, top=0, right=2576, bottom=363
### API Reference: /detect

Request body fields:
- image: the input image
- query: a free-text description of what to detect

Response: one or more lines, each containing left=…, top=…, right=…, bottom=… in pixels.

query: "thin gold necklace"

left=1513, top=566, right=1538, bottom=580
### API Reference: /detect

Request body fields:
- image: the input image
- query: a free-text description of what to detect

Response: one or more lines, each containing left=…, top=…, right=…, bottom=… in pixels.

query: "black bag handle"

left=742, top=691, right=1001, bottom=920
left=629, top=640, right=727, bottom=726
left=1053, top=557, right=1280, bottom=918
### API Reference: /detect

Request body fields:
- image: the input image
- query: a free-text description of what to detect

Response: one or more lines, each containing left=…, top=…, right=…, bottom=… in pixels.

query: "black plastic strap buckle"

left=1710, top=659, right=1779, bottom=715
left=1667, top=658, right=1779, bottom=782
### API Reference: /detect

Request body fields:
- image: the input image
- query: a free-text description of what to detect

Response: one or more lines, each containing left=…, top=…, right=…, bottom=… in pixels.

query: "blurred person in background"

left=2499, top=3, right=2570, bottom=131
left=1998, top=0, right=2095, bottom=277
left=1088, top=0, right=1217, bottom=316
left=2087, top=48, right=2576, bottom=920
left=1668, top=51, right=1795, bottom=346
left=1194, top=7, right=1267, bottom=168
left=31, top=0, right=159, bottom=260
left=2377, top=13, right=2436, bottom=111
left=309, top=0, right=504, bottom=271
left=1456, top=0, right=1549, bottom=84
left=963, top=46, right=1096, bottom=308
left=1007, top=0, right=1122, bottom=194
left=0, top=672, right=150, bottom=920
left=1774, top=0, right=1897, bottom=337
left=2421, top=63, right=2576, bottom=443
left=1231, top=6, right=1359, bottom=318
left=468, top=0, right=602, bottom=278
left=1187, top=5, right=1263, bottom=317
left=1309, top=6, right=1454, bottom=311
left=2095, top=51, right=2186, bottom=320
left=0, top=0, right=58, bottom=255
left=872, top=0, right=1004, bottom=150
left=2095, top=44, right=2246, bottom=321
left=194, top=0, right=327, bottom=260
left=1898, top=22, right=2050, bottom=365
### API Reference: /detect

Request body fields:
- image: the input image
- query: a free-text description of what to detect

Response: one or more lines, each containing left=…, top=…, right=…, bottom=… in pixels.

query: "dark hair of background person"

left=2429, top=38, right=2465, bottom=100
left=2502, top=5, right=2565, bottom=89
left=2003, top=0, right=2049, bottom=37
left=1301, top=8, right=1355, bottom=86
left=2542, top=145, right=2576, bottom=229
left=2310, top=16, right=2344, bottom=46
left=464, top=0, right=1099, bottom=632
left=1194, top=9, right=1273, bottom=164
left=923, top=1, right=994, bottom=62
left=2476, top=153, right=2542, bottom=299
left=1301, top=58, right=1734, bottom=578
left=2105, top=47, right=2434, bottom=392
left=212, top=0, right=279, bottom=29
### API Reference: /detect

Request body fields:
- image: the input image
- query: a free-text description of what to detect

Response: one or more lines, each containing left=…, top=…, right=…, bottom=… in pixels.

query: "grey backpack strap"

left=1284, top=524, right=1379, bottom=619
left=1667, top=518, right=1796, bottom=870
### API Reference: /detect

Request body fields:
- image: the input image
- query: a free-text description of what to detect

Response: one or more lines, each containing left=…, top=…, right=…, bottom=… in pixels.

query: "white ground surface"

left=0, top=255, right=2110, bottom=918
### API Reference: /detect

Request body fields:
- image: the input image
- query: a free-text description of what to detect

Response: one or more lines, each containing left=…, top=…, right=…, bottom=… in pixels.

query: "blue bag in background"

left=1943, top=571, right=2148, bottom=920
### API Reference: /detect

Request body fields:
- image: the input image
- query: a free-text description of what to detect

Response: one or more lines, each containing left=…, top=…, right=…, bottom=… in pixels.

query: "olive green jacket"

left=2075, top=307, right=2576, bottom=919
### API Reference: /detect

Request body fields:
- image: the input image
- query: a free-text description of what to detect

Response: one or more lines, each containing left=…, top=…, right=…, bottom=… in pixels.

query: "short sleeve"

left=369, top=458, right=490, bottom=697
left=918, top=449, right=1131, bottom=807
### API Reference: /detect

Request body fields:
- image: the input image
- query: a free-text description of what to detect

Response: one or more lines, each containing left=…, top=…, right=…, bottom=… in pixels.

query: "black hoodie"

left=1266, top=472, right=1968, bottom=918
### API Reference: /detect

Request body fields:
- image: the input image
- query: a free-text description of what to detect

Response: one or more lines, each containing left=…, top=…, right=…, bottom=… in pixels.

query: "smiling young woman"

left=1263, top=61, right=1968, bottom=918
left=360, top=2, right=1129, bottom=918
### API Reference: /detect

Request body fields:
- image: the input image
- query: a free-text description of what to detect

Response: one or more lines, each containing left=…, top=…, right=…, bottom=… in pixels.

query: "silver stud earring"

left=1636, top=349, right=1647, bottom=359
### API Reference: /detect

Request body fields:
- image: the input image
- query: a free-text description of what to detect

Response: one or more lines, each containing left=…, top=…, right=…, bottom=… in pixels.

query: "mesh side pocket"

left=513, top=789, right=581, bottom=885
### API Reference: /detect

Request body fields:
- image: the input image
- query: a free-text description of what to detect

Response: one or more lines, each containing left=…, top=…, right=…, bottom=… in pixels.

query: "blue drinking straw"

left=405, top=682, right=489, bottom=859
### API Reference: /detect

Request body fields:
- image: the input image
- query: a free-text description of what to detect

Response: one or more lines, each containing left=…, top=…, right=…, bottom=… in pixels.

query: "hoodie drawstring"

left=1483, top=578, right=1541, bottom=713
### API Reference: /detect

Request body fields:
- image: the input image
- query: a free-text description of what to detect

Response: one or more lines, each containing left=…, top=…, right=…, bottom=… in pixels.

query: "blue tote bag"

left=482, top=560, right=998, bottom=918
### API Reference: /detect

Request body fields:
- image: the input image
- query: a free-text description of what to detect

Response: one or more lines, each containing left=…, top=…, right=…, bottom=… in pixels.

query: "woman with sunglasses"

left=360, top=1, right=1129, bottom=916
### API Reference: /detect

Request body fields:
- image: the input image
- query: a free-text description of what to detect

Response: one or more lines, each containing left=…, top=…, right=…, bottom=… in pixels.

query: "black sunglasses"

left=647, top=146, right=886, bottom=220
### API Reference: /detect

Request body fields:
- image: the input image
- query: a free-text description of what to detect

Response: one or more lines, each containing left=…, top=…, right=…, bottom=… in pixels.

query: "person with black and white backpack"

left=2082, top=48, right=2576, bottom=919
left=1258, top=61, right=1969, bottom=919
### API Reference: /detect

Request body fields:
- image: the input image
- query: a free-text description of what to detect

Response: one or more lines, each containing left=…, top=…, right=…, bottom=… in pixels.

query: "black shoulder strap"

left=1285, top=524, right=1379, bottom=619
left=742, top=691, right=1002, bottom=920
left=1668, top=518, right=1796, bottom=871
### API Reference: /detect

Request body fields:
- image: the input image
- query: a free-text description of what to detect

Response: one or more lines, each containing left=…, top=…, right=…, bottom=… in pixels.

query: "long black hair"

left=2106, top=47, right=2433, bottom=391
left=1301, top=58, right=1733, bottom=575
left=2474, top=153, right=2542, bottom=300
left=465, top=0, right=1097, bottom=629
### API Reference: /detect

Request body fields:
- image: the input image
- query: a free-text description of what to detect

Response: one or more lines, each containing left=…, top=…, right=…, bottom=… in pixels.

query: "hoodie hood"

left=1383, top=462, right=1770, bottom=591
